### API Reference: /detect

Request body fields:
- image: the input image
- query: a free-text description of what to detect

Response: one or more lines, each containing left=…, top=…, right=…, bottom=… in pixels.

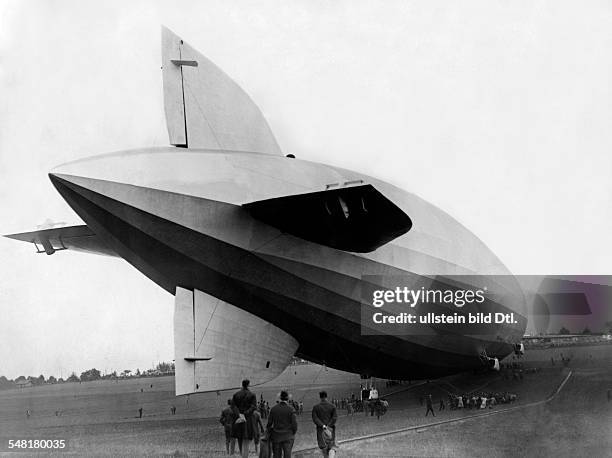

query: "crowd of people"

left=218, top=376, right=525, bottom=456
left=446, top=391, right=518, bottom=410
left=325, top=393, right=389, bottom=418
left=219, top=379, right=337, bottom=458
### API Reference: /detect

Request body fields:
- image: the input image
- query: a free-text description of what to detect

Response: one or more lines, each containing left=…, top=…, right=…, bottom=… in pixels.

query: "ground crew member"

left=231, top=379, right=257, bottom=458
left=312, top=391, right=337, bottom=457
left=220, top=399, right=236, bottom=455
left=253, top=408, right=265, bottom=456
left=267, top=390, right=297, bottom=457
left=425, top=395, right=435, bottom=417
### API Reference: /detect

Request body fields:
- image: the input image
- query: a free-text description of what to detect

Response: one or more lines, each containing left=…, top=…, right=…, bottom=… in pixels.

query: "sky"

left=0, top=0, right=611, bottom=379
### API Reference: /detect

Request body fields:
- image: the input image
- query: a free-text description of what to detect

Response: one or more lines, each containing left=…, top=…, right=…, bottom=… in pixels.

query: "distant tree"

left=559, top=326, right=570, bottom=335
left=0, top=376, right=13, bottom=390
left=156, top=362, right=175, bottom=373
left=80, top=368, right=102, bottom=382
left=57, top=378, right=65, bottom=384
left=102, top=371, right=117, bottom=380
left=136, top=369, right=141, bottom=377
left=15, top=376, right=26, bottom=383
left=67, top=372, right=80, bottom=383
left=121, top=370, right=132, bottom=378
left=581, top=327, right=592, bottom=335
left=47, top=376, right=57, bottom=384
left=28, top=375, right=44, bottom=386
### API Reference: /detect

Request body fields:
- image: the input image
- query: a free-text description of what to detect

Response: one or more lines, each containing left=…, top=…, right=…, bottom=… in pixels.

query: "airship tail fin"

left=174, top=287, right=298, bottom=395
left=161, top=26, right=283, bottom=155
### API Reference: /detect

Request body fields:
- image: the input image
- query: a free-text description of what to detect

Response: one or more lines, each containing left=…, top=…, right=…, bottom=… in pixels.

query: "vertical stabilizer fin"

left=161, top=26, right=283, bottom=155
left=174, top=287, right=299, bottom=395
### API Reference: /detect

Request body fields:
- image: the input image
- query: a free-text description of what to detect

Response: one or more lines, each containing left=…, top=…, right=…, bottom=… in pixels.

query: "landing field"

left=1, top=344, right=610, bottom=456
left=0, top=365, right=361, bottom=456
left=309, top=345, right=612, bottom=457
left=331, top=365, right=611, bottom=457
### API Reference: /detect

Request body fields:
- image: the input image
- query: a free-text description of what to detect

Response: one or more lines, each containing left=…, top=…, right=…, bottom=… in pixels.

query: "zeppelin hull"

left=49, top=171, right=526, bottom=380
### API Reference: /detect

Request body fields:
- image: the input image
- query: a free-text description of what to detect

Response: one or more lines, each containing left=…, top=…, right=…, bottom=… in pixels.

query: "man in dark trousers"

left=266, top=390, right=297, bottom=458
left=231, top=379, right=257, bottom=458
left=220, top=399, right=237, bottom=455
left=312, top=391, right=338, bottom=457
left=425, top=394, right=435, bottom=417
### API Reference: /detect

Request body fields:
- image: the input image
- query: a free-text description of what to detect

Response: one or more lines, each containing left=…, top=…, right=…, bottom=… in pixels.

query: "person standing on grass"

left=253, top=408, right=265, bottom=456
left=267, top=390, right=298, bottom=458
left=220, top=399, right=236, bottom=455
left=231, top=379, right=257, bottom=458
left=312, top=391, right=337, bottom=458
left=425, top=394, right=435, bottom=417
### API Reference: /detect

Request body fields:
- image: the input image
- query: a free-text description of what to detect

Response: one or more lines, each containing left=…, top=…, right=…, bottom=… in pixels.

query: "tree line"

left=0, top=362, right=175, bottom=390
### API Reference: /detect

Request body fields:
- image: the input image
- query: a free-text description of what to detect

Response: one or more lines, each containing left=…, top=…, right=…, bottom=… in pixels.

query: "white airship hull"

left=47, top=148, right=527, bottom=383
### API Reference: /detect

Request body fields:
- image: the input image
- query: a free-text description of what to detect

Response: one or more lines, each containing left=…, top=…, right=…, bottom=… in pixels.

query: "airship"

left=6, top=27, right=527, bottom=395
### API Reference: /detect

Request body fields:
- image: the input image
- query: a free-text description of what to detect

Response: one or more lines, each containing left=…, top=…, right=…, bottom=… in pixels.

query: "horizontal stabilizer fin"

left=243, top=184, right=412, bottom=252
left=4, top=225, right=117, bottom=257
left=174, top=287, right=298, bottom=395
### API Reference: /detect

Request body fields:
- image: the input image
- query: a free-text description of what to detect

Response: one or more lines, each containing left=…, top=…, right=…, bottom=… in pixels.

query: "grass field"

left=1, top=344, right=610, bottom=456
left=0, top=364, right=362, bottom=456
left=311, top=345, right=612, bottom=458
left=331, top=366, right=612, bottom=457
